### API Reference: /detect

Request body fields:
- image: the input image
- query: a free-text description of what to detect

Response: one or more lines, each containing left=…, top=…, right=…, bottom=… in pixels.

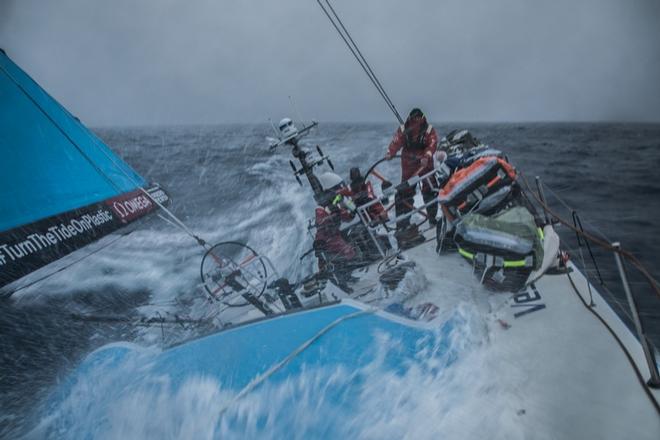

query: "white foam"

left=32, top=300, right=543, bottom=440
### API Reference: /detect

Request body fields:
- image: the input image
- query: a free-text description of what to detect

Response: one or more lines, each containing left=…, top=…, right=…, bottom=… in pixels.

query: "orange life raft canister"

left=439, top=156, right=517, bottom=217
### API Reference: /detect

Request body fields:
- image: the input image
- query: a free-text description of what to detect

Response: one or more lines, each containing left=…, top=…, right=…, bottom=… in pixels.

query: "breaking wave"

left=29, top=300, right=524, bottom=440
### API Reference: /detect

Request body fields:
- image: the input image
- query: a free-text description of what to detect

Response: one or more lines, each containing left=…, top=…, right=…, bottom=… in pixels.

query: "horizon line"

left=89, top=119, right=660, bottom=130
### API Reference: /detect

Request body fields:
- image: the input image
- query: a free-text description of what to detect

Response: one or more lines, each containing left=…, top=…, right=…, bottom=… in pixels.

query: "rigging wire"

left=542, top=183, right=613, bottom=244
left=321, top=0, right=402, bottom=122
left=557, top=234, right=637, bottom=324
left=1, top=232, right=132, bottom=297
left=519, top=173, right=660, bottom=300
left=1, top=56, right=210, bottom=252
left=69, top=312, right=213, bottom=330
left=288, top=95, right=306, bottom=125
left=316, top=0, right=404, bottom=124
left=77, top=116, right=211, bottom=250
left=1, top=54, right=214, bottom=331
left=565, top=270, right=660, bottom=414
left=100, top=151, right=209, bottom=248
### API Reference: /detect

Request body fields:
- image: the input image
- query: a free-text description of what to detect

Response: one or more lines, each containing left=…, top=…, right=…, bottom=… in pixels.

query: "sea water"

left=1, top=122, right=659, bottom=438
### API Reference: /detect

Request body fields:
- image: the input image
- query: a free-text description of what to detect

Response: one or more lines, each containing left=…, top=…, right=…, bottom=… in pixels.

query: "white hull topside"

left=404, top=231, right=660, bottom=438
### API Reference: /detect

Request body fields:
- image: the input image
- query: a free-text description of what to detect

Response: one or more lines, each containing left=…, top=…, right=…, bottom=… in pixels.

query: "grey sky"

left=1, top=0, right=659, bottom=126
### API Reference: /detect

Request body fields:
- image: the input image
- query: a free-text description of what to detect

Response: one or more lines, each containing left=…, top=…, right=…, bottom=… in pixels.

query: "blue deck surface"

left=0, top=52, right=145, bottom=232
left=41, top=302, right=461, bottom=438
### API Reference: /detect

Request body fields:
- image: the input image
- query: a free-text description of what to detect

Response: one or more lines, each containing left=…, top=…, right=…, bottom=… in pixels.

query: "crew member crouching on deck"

left=314, top=172, right=357, bottom=282
left=346, top=167, right=388, bottom=224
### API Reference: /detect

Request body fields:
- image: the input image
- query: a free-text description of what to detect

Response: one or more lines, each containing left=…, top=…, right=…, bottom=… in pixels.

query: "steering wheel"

left=200, top=241, right=268, bottom=307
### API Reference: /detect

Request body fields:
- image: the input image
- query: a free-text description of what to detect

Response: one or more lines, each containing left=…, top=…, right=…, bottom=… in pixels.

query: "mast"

left=269, top=120, right=334, bottom=201
left=287, top=137, right=323, bottom=196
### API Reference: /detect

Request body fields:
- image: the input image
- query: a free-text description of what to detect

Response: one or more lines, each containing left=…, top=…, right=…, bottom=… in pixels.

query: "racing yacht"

left=3, top=1, right=659, bottom=435
left=32, top=113, right=660, bottom=438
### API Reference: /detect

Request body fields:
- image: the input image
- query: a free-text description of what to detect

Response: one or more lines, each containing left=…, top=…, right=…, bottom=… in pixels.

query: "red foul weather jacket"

left=314, top=206, right=355, bottom=261
left=387, top=123, right=438, bottom=182
left=340, top=183, right=388, bottom=224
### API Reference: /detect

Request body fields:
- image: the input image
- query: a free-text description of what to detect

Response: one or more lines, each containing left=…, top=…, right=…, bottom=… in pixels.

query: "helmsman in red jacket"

left=385, top=108, right=439, bottom=229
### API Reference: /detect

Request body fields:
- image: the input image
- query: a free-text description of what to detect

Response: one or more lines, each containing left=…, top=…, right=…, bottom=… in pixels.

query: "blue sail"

left=0, top=49, right=167, bottom=289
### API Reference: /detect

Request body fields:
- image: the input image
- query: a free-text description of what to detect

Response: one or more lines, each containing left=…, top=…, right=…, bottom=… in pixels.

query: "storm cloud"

left=1, top=0, right=659, bottom=125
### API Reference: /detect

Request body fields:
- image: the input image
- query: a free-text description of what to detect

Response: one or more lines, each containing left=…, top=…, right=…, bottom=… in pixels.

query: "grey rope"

left=316, top=0, right=404, bottom=124
left=217, top=307, right=375, bottom=417
left=76, top=115, right=211, bottom=249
